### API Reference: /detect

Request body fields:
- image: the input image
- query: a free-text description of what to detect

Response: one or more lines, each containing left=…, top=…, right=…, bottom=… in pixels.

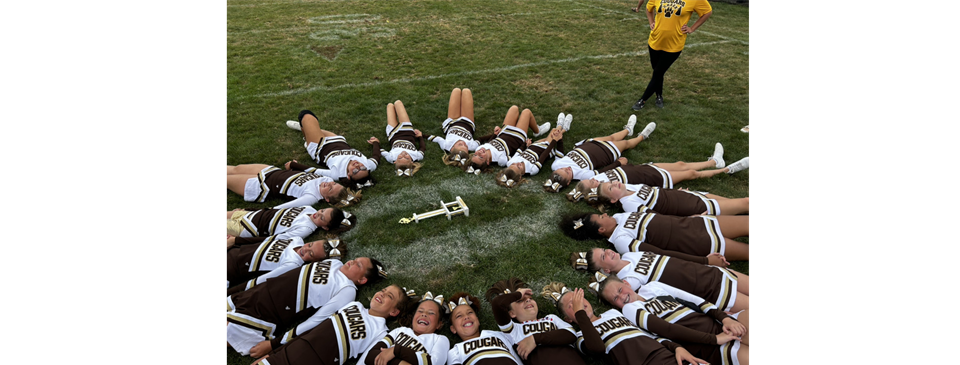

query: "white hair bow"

left=466, top=166, right=480, bottom=175
left=573, top=218, right=584, bottom=230
left=446, top=296, right=473, bottom=313
left=397, top=169, right=412, bottom=177
left=341, top=211, right=353, bottom=226
left=575, top=252, right=588, bottom=270
left=326, top=239, right=342, bottom=259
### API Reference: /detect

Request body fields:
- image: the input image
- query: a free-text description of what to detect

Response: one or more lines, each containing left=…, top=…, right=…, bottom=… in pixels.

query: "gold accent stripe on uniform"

left=333, top=313, right=351, bottom=365
left=721, top=340, right=734, bottom=365
left=464, top=348, right=512, bottom=365
left=419, top=351, right=432, bottom=365
left=571, top=149, right=593, bottom=170
left=599, top=140, right=620, bottom=159
left=297, top=264, right=311, bottom=311
left=662, top=306, right=694, bottom=323
left=715, top=269, right=735, bottom=311
left=703, top=216, right=722, bottom=254
left=245, top=278, right=257, bottom=290
left=249, top=236, right=275, bottom=272
left=613, top=168, right=627, bottom=183
left=227, top=313, right=276, bottom=340
left=646, top=188, right=660, bottom=210
left=382, top=334, right=395, bottom=347
left=279, top=172, right=303, bottom=195
left=499, top=322, right=513, bottom=333
left=500, top=127, right=526, bottom=141
left=603, top=327, right=643, bottom=352
left=637, top=211, right=656, bottom=243
left=629, top=239, right=644, bottom=252
left=255, top=168, right=276, bottom=202
left=240, top=214, right=259, bottom=237
left=650, top=254, right=669, bottom=282
left=268, top=208, right=289, bottom=236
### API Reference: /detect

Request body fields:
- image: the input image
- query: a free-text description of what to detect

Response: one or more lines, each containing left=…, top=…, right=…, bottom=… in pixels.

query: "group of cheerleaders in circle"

left=226, top=87, right=750, bottom=364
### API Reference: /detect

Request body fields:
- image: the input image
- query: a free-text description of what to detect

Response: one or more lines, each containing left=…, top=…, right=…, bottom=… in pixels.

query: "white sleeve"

left=253, top=261, right=303, bottom=286
left=280, top=289, right=356, bottom=345
left=272, top=195, right=321, bottom=210
left=312, top=168, right=338, bottom=178
left=426, top=336, right=450, bottom=365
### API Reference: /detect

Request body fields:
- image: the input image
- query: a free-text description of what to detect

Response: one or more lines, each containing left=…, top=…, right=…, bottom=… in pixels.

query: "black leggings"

left=639, top=46, right=682, bottom=102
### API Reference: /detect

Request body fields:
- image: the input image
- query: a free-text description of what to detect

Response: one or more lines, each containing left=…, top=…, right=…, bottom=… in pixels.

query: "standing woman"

left=631, top=0, right=713, bottom=110
left=428, top=88, right=481, bottom=168
left=285, top=110, right=379, bottom=189
left=485, top=278, right=585, bottom=365
left=369, top=100, right=426, bottom=177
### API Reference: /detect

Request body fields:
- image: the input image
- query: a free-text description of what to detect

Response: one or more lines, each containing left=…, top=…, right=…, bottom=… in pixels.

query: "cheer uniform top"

left=550, top=139, right=623, bottom=181
left=475, top=126, right=528, bottom=167
left=617, top=251, right=739, bottom=312
left=447, top=330, right=522, bottom=365
left=622, top=282, right=741, bottom=365
left=608, top=210, right=726, bottom=257
left=243, top=162, right=334, bottom=209
left=227, top=235, right=308, bottom=295
left=227, top=259, right=357, bottom=354
left=590, top=163, right=673, bottom=189
left=428, top=117, right=481, bottom=152
left=505, top=139, right=562, bottom=176
left=306, top=136, right=380, bottom=181
left=381, top=122, right=426, bottom=163
left=357, top=326, right=450, bottom=365
left=574, top=309, right=682, bottom=365
left=617, top=183, right=720, bottom=216
left=490, top=291, right=583, bottom=365
left=647, top=0, right=713, bottom=53
left=262, top=301, right=389, bottom=365
left=237, top=206, right=319, bottom=239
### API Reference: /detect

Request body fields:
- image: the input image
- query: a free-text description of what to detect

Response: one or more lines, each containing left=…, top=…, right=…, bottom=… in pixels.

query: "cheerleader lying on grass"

left=431, top=87, right=481, bottom=168
left=368, top=100, right=426, bottom=177
left=227, top=161, right=361, bottom=209
left=357, top=290, right=450, bottom=365
left=227, top=206, right=357, bottom=239
left=463, top=105, right=550, bottom=175
left=285, top=109, right=379, bottom=189
left=226, top=235, right=347, bottom=296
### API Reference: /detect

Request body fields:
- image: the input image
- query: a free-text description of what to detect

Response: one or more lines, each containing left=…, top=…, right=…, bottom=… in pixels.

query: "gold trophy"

left=399, top=196, right=469, bottom=224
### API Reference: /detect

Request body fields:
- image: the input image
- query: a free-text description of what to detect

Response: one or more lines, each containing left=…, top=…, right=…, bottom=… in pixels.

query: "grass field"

left=227, top=0, right=748, bottom=364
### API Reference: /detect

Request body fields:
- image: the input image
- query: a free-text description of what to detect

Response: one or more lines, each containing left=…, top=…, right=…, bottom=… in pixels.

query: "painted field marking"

left=342, top=175, right=566, bottom=277
left=232, top=39, right=735, bottom=100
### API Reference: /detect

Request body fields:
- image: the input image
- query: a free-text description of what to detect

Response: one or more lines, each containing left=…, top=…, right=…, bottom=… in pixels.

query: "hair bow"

left=404, top=287, right=417, bottom=298
left=499, top=174, right=515, bottom=186
left=326, top=239, right=342, bottom=259
left=586, top=187, right=599, bottom=202
left=377, top=264, right=388, bottom=279
left=446, top=296, right=473, bottom=313
left=466, top=166, right=480, bottom=175
left=573, top=218, right=584, bottom=230
left=341, top=211, right=353, bottom=226
left=420, top=292, right=448, bottom=313
left=587, top=271, right=608, bottom=295
left=356, top=180, right=374, bottom=189
left=547, top=286, right=571, bottom=305
left=397, top=169, right=412, bottom=177
left=568, top=190, right=583, bottom=201
left=575, top=252, right=588, bottom=270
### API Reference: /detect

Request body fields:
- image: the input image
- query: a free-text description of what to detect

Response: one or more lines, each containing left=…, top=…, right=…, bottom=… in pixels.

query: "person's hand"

left=681, top=25, right=694, bottom=34
left=284, top=160, right=297, bottom=170
left=617, top=157, right=628, bottom=165
left=250, top=355, right=270, bottom=365
left=571, top=288, right=587, bottom=313
left=649, top=22, right=655, bottom=30
left=674, top=347, right=709, bottom=365
left=722, top=317, right=746, bottom=337
left=632, top=7, right=639, bottom=12
left=715, top=332, right=738, bottom=345
left=414, top=129, right=423, bottom=137
left=517, top=288, right=533, bottom=299
left=550, top=128, right=563, bottom=139
left=494, top=126, right=502, bottom=134
left=367, top=137, right=380, bottom=144
left=516, top=335, right=537, bottom=360
left=706, top=253, right=729, bottom=267
left=374, top=346, right=396, bottom=365
left=249, top=340, right=272, bottom=358
left=526, top=139, right=533, bottom=147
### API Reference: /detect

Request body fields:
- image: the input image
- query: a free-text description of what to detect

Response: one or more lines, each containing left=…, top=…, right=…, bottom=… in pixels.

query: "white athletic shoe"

left=624, top=114, right=637, bottom=136
left=726, top=157, right=749, bottom=174
left=563, top=113, right=573, bottom=131
left=740, top=125, right=749, bottom=133
left=639, top=122, right=656, bottom=139
left=286, top=120, right=302, bottom=131
left=711, top=143, right=725, bottom=169
left=534, top=122, right=550, bottom=137
left=557, top=113, right=566, bottom=130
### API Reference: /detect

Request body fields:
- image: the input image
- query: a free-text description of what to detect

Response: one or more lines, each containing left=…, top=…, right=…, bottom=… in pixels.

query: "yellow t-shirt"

left=646, top=0, right=713, bottom=53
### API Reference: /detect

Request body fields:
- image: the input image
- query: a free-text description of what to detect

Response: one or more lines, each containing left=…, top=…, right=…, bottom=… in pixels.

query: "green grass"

left=227, top=0, right=747, bottom=364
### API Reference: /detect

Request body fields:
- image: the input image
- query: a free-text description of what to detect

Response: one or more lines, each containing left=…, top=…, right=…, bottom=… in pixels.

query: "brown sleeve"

left=363, top=342, right=388, bottom=365
left=595, top=160, right=623, bottom=173
left=393, top=345, right=427, bottom=365
left=233, top=236, right=268, bottom=247
left=289, top=161, right=313, bottom=171
left=554, top=138, right=565, bottom=156
left=226, top=281, right=249, bottom=297
left=370, top=141, right=382, bottom=165
left=644, top=315, right=715, bottom=345
left=659, top=339, right=681, bottom=353
left=475, top=132, right=496, bottom=144
left=532, top=328, right=577, bottom=346
left=575, top=310, right=605, bottom=354
left=538, top=139, right=559, bottom=165
left=490, top=292, right=524, bottom=327
left=705, top=308, right=733, bottom=323
left=417, top=135, right=426, bottom=152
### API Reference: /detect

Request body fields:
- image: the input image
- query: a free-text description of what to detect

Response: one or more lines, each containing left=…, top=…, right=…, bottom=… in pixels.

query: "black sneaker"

left=632, top=99, right=645, bottom=111
left=655, top=95, right=664, bottom=108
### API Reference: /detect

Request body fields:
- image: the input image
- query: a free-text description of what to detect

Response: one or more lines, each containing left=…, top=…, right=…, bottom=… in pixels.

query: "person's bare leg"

left=722, top=238, right=748, bottom=261
left=735, top=310, right=749, bottom=346
left=387, top=103, right=398, bottom=129
left=515, top=108, right=538, bottom=134
left=394, top=100, right=411, bottom=124
left=461, top=88, right=474, bottom=121
left=448, top=88, right=462, bottom=120
left=227, top=174, right=256, bottom=196
left=666, top=168, right=727, bottom=184
left=227, top=164, right=270, bottom=175
left=593, top=129, right=631, bottom=142
left=730, top=269, right=749, bottom=295
left=716, top=197, right=749, bottom=215
left=737, top=344, right=749, bottom=364
left=654, top=160, right=716, bottom=171
left=300, top=113, right=338, bottom=143
left=717, top=216, right=749, bottom=238
left=610, top=134, right=645, bottom=152
left=730, top=294, right=748, bottom=313
left=502, top=105, right=520, bottom=127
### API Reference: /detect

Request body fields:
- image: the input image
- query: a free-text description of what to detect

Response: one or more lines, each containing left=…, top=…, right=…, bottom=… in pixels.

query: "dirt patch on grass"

left=310, top=45, right=343, bottom=61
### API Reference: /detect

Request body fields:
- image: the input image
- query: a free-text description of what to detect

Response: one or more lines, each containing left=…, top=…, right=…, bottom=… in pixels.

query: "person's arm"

left=272, top=195, right=321, bottom=210
left=415, top=131, right=426, bottom=151
left=537, top=139, right=559, bottom=165
left=639, top=310, right=716, bottom=345
left=490, top=291, right=524, bottom=329
left=646, top=3, right=657, bottom=30
left=312, top=168, right=338, bottom=179
left=682, top=11, right=712, bottom=34
left=287, top=160, right=315, bottom=172
left=370, top=140, right=383, bottom=167
left=532, top=328, right=577, bottom=346
left=475, top=133, right=496, bottom=144
left=271, top=291, right=355, bottom=348
left=574, top=310, right=605, bottom=354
